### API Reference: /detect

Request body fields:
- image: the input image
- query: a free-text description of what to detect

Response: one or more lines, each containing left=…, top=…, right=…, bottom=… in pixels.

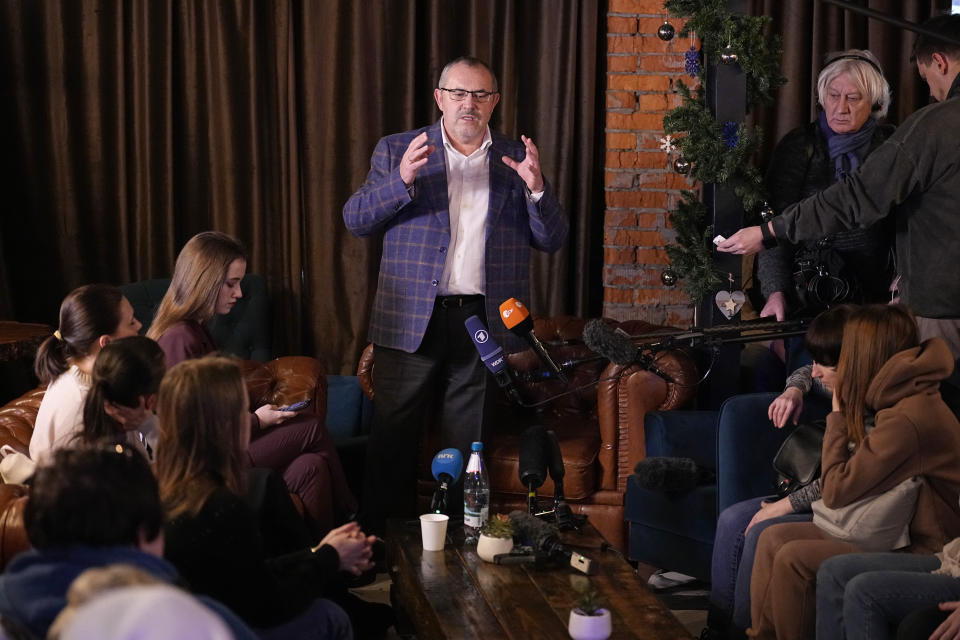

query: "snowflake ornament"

left=658, top=135, right=676, bottom=153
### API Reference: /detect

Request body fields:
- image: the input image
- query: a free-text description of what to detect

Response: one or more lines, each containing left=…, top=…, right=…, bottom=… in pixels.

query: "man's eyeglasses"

left=438, top=87, right=498, bottom=103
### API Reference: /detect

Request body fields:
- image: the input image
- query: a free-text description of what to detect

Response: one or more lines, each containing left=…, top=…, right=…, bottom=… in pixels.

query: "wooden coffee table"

left=386, top=518, right=694, bottom=639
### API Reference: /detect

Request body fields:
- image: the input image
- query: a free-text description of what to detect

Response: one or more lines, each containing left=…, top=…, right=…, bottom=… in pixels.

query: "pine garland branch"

left=656, top=0, right=782, bottom=303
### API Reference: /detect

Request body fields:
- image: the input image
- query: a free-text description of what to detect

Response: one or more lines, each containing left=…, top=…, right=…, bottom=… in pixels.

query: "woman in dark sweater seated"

left=147, top=230, right=357, bottom=537
left=156, top=356, right=378, bottom=639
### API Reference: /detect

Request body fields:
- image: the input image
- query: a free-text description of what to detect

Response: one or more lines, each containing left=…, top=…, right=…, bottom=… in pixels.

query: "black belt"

left=435, top=294, right=484, bottom=309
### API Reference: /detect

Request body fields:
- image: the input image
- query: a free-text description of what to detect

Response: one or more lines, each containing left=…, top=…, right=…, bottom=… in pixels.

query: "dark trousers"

left=360, top=295, right=488, bottom=534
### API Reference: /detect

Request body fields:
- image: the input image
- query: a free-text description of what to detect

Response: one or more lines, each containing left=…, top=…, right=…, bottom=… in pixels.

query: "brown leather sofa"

left=356, top=315, right=697, bottom=552
left=0, top=356, right=328, bottom=571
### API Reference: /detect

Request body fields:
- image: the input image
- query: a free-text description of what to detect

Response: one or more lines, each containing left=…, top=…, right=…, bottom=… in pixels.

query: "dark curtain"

left=0, top=0, right=604, bottom=373
left=748, top=0, right=950, bottom=164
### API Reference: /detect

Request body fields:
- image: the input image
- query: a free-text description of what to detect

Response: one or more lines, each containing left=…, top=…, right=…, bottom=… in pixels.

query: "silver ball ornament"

left=720, top=45, right=739, bottom=65
left=661, top=269, right=679, bottom=287
left=657, top=21, right=675, bottom=41
left=673, top=156, right=691, bottom=175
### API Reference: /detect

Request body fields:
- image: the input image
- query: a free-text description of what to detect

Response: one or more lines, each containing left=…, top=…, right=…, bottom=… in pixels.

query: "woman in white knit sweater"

left=29, top=284, right=142, bottom=462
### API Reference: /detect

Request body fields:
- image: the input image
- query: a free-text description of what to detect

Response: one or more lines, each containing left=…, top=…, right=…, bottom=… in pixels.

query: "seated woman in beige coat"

left=748, top=304, right=960, bottom=640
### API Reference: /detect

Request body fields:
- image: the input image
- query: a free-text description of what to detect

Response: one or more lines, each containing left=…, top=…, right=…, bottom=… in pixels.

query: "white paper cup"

left=419, top=513, right=449, bottom=551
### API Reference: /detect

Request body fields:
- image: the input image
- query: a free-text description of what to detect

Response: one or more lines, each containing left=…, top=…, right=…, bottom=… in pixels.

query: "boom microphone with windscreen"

left=508, top=510, right=596, bottom=575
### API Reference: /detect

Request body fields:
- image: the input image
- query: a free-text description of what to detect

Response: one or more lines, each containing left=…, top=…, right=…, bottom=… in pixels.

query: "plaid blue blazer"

left=343, top=121, right=568, bottom=353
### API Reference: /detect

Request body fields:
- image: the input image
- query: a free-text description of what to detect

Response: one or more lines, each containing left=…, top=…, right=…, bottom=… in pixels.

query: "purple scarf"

left=818, top=110, right=877, bottom=181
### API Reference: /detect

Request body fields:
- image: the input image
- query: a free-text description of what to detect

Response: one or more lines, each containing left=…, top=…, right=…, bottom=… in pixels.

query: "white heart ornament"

left=715, top=290, right=745, bottom=319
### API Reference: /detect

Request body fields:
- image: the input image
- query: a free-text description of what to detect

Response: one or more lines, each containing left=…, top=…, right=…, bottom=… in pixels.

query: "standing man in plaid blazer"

left=344, top=56, right=567, bottom=532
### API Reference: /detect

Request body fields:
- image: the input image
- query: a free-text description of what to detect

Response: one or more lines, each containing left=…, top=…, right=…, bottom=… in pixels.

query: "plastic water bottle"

left=463, top=441, right=490, bottom=544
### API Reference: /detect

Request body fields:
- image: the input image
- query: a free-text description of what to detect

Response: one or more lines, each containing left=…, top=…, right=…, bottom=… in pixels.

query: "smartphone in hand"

left=278, top=399, right=310, bottom=412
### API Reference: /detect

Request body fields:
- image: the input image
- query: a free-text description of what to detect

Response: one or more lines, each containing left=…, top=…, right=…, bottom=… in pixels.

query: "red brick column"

left=604, top=1, right=698, bottom=327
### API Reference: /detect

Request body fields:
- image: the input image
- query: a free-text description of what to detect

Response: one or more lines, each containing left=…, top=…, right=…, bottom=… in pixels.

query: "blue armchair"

left=624, top=392, right=831, bottom=580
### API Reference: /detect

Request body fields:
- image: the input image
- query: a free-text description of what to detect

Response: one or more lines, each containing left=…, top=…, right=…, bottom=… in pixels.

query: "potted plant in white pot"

left=476, top=513, right=514, bottom=562
left=568, top=577, right=611, bottom=640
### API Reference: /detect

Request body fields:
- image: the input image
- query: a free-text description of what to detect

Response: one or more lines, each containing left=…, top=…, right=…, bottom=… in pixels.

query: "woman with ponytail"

left=30, top=285, right=142, bottom=462
left=79, top=336, right=166, bottom=459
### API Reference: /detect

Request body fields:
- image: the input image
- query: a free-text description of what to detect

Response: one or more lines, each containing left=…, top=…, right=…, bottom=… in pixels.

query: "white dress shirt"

left=438, top=124, right=492, bottom=296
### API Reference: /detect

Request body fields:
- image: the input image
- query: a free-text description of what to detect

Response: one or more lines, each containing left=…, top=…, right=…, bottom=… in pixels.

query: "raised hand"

left=400, top=132, right=435, bottom=186
left=717, top=226, right=764, bottom=255
left=501, top=134, right=544, bottom=193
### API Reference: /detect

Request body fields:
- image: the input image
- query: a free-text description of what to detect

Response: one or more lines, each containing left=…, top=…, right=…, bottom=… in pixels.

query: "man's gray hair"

left=438, top=56, right=499, bottom=93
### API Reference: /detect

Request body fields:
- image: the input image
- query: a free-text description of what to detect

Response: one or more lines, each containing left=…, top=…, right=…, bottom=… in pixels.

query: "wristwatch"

left=760, top=222, right=778, bottom=249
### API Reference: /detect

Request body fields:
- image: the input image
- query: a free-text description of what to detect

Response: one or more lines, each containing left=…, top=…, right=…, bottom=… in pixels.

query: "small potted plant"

left=568, top=576, right=611, bottom=639
left=476, top=513, right=514, bottom=562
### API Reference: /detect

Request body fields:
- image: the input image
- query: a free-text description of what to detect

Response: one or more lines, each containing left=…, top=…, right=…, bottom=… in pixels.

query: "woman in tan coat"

left=748, top=305, right=960, bottom=640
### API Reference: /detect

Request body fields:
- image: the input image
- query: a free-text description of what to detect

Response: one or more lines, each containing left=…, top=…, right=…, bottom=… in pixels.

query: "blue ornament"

left=722, top=121, right=739, bottom=148
left=684, top=46, right=701, bottom=78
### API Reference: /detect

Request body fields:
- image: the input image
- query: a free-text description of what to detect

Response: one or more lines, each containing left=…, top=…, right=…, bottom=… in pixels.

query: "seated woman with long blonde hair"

left=146, top=231, right=356, bottom=537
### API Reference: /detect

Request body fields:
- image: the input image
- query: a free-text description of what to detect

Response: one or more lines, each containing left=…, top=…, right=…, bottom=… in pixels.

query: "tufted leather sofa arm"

left=241, top=356, right=328, bottom=419
left=0, top=388, right=45, bottom=455
left=0, top=355, right=328, bottom=571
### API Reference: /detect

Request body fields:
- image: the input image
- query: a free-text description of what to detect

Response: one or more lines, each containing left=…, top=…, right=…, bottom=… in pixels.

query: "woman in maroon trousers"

left=147, top=231, right=357, bottom=537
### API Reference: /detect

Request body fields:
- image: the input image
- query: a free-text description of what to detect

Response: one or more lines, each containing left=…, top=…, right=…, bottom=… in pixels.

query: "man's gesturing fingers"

left=400, top=132, right=434, bottom=186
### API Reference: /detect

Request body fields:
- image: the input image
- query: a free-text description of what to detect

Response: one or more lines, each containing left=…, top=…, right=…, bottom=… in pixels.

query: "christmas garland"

left=660, top=0, right=785, bottom=303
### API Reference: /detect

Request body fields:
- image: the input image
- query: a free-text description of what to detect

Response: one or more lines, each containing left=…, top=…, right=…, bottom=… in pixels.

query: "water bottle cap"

left=471, top=441, right=483, bottom=451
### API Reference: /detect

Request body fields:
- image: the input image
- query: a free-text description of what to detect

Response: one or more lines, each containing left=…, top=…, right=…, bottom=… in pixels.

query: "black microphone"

left=582, top=319, right=674, bottom=383
left=465, top=315, right=523, bottom=405
left=518, top=425, right=548, bottom=514
left=508, top=510, right=596, bottom=575
left=543, top=429, right=576, bottom=530
left=499, top=298, right=568, bottom=383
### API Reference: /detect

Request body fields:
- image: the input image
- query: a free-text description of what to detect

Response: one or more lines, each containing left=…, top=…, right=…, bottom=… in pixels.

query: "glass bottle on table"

left=463, top=441, right=490, bottom=544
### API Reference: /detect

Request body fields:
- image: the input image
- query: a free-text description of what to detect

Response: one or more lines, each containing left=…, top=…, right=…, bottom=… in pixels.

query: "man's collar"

left=439, top=120, right=493, bottom=157
left=947, top=71, right=960, bottom=101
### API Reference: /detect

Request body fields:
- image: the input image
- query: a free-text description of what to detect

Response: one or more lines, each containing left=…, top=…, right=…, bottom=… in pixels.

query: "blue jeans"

left=816, top=552, right=953, bottom=640
left=257, top=598, right=352, bottom=640
left=709, top=496, right=813, bottom=633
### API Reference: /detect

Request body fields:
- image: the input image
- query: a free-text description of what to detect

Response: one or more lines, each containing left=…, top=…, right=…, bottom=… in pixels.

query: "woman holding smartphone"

left=147, top=231, right=357, bottom=537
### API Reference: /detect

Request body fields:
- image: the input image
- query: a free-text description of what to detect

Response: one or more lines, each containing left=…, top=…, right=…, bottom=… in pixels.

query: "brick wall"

left=604, top=0, right=697, bottom=327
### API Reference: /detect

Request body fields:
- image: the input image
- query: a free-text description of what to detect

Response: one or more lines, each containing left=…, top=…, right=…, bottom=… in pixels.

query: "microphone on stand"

left=429, top=448, right=464, bottom=515
left=465, top=315, right=523, bottom=405
left=518, top=425, right=548, bottom=515
left=543, top=429, right=577, bottom=530
left=499, top=298, right=568, bottom=383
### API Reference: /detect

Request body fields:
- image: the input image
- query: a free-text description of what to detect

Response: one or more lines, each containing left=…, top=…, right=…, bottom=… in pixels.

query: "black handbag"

left=771, top=419, right=826, bottom=498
